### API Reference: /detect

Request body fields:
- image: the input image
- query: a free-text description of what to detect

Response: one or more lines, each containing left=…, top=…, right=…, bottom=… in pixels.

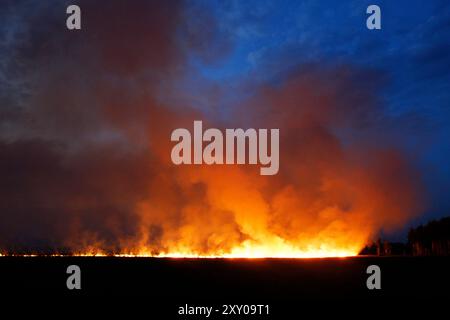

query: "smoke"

left=0, top=1, right=423, bottom=255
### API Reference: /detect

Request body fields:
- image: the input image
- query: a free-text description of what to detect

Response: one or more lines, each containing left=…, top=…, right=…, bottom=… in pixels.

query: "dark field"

left=1, top=256, right=449, bottom=300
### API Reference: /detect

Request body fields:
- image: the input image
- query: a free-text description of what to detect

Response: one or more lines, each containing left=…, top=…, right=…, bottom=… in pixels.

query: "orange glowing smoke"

left=0, top=73, right=423, bottom=258
left=97, top=73, right=420, bottom=259
left=8, top=72, right=417, bottom=259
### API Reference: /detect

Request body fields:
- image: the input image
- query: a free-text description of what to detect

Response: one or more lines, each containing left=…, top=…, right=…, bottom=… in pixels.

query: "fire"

left=0, top=249, right=358, bottom=258
left=119, top=164, right=378, bottom=259
left=0, top=153, right=419, bottom=258
left=225, top=242, right=358, bottom=258
left=155, top=244, right=358, bottom=258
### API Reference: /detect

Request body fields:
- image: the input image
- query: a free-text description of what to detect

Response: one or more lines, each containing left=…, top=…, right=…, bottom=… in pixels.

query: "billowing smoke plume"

left=0, top=1, right=423, bottom=256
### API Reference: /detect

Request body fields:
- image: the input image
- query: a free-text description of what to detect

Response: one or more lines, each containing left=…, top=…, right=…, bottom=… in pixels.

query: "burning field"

left=0, top=0, right=426, bottom=259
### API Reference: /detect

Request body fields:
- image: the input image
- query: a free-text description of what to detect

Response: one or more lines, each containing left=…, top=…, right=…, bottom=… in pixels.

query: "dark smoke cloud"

left=0, top=0, right=196, bottom=252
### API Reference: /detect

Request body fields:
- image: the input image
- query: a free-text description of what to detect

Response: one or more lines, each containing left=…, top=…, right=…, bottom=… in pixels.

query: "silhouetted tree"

left=408, top=217, right=450, bottom=256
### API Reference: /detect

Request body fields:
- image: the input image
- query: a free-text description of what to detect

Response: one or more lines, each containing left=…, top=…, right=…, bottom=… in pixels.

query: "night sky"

left=0, top=0, right=449, bottom=252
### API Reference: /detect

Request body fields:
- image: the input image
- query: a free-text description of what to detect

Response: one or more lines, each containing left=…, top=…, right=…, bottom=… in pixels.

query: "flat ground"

left=1, top=256, right=448, bottom=299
